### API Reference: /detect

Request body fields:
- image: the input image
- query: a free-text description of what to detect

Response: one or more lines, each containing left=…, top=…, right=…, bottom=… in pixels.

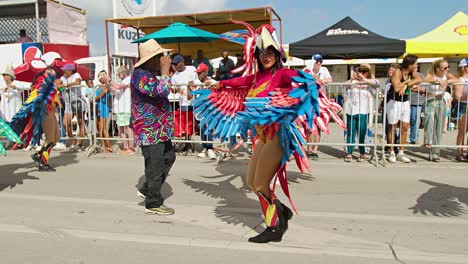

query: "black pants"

left=140, top=141, right=176, bottom=208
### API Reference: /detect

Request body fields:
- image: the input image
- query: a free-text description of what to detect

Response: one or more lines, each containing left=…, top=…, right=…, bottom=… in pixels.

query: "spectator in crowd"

left=59, top=63, right=86, bottom=151
left=386, top=54, right=422, bottom=163
left=383, top=64, right=400, bottom=154
left=16, top=29, right=33, bottom=43
left=303, top=53, right=333, bottom=160
left=111, top=66, right=134, bottom=154
left=194, top=63, right=217, bottom=160
left=84, top=78, right=95, bottom=99
left=343, top=64, right=379, bottom=162
left=409, top=69, right=426, bottom=144
left=443, top=86, right=453, bottom=133
left=131, top=39, right=175, bottom=215
left=217, top=50, right=235, bottom=80
left=192, top=49, right=213, bottom=77
left=235, top=53, right=244, bottom=68
left=423, top=59, right=458, bottom=161
left=1, top=66, right=25, bottom=122
left=233, top=53, right=245, bottom=77
left=95, top=71, right=113, bottom=153
left=52, top=78, right=67, bottom=151
left=171, top=54, right=197, bottom=139
left=454, top=58, right=468, bottom=161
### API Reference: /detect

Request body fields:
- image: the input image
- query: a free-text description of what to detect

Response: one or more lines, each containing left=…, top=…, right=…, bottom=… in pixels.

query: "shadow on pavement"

left=0, top=152, right=79, bottom=192
left=409, top=179, right=468, bottom=217
left=135, top=175, right=173, bottom=206
left=183, top=158, right=315, bottom=231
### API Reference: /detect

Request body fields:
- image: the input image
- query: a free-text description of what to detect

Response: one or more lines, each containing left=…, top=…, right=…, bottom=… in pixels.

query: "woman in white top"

left=423, top=59, right=458, bottom=161
left=454, top=58, right=468, bottom=161
left=111, top=66, right=134, bottom=154
left=0, top=67, right=25, bottom=122
left=343, top=64, right=379, bottom=162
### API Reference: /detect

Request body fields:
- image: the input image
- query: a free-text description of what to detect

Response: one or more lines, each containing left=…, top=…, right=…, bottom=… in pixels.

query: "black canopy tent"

left=289, top=16, right=405, bottom=59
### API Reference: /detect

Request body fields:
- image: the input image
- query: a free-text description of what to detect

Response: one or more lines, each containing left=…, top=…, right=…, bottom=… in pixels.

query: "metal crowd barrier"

left=2, top=78, right=468, bottom=167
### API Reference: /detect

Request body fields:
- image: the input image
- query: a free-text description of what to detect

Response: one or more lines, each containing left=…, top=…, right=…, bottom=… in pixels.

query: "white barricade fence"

left=57, top=84, right=92, bottom=151
left=381, top=82, right=468, bottom=164
left=3, top=76, right=468, bottom=166
left=306, top=82, right=381, bottom=164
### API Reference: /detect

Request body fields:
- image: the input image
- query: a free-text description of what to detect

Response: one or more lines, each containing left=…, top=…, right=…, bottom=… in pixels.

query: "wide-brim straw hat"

left=134, top=39, right=172, bottom=68
left=1, top=67, right=15, bottom=80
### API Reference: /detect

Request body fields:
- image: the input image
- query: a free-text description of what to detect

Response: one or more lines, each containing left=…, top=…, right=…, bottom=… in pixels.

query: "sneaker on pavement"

left=397, top=154, right=411, bottom=163
left=388, top=153, right=396, bottom=163
left=197, top=150, right=207, bottom=158
left=53, top=142, right=66, bottom=151
left=23, top=145, right=33, bottom=152
left=145, top=204, right=174, bottom=215
left=432, top=154, right=441, bottom=162
left=207, top=149, right=217, bottom=160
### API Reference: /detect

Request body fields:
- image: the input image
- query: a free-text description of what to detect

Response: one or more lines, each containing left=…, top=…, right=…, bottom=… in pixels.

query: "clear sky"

left=62, top=0, right=467, bottom=56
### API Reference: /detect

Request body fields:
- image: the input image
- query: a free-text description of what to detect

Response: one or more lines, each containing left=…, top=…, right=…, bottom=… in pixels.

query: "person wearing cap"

left=216, top=50, right=235, bottom=80
left=422, top=59, right=458, bottom=162
left=131, top=39, right=176, bottom=216
left=303, top=53, right=333, bottom=160
left=342, top=64, right=379, bottom=162
left=194, top=63, right=217, bottom=160
left=386, top=55, right=422, bottom=163
left=192, top=49, right=213, bottom=77
left=170, top=54, right=197, bottom=139
left=59, top=63, right=86, bottom=151
left=1, top=66, right=25, bottom=123
left=454, top=58, right=468, bottom=161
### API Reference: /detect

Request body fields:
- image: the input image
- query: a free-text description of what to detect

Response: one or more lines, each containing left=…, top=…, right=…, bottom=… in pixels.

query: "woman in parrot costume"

left=9, top=67, right=61, bottom=171
left=192, top=20, right=345, bottom=243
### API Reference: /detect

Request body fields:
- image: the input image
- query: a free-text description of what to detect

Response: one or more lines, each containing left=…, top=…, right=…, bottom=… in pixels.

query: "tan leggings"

left=42, top=111, right=60, bottom=144
left=247, top=134, right=283, bottom=198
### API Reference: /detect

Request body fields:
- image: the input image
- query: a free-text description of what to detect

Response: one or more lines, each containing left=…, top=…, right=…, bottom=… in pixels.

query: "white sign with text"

left=112, top=0, right=155, bottom=57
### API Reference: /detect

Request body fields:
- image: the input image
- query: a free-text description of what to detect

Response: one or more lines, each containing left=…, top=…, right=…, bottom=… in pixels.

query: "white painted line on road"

left=0, top=222, right=467, bottom=263
left=2, top=192, right=468, bottom=225
left=0, top=224, right=40, bottom=234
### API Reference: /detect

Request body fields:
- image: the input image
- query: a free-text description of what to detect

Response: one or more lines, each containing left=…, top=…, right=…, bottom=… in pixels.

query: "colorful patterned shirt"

left=130, top=68, right=174, bottom=145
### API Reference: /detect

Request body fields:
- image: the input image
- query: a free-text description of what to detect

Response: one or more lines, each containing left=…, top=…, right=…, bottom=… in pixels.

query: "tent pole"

left=178, top=41, right=181, bottom=54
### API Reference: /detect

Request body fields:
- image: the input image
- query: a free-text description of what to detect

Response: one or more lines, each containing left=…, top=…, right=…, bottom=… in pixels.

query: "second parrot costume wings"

left=0, top=117, right=22, bottom=156
left=9, top=74, right=58, bottom=148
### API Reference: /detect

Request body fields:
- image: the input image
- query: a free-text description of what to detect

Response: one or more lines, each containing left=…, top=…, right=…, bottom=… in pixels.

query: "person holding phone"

left=131, top=39, right=176, bottom=216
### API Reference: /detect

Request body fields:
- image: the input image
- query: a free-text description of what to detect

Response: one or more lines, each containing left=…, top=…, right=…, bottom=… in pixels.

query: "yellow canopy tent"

left=105, top=7, right=281, bottom=59
left=406, top=11, right=468, bottom=58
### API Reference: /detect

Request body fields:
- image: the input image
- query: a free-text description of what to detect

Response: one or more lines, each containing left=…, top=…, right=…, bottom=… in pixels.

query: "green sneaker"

left=145, top=204, right=175, bottom=215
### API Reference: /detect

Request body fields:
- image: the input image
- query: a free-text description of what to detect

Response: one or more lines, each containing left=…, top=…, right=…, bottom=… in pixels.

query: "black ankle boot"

left=248, top=227, right=283, bottom=243
left=277, top=202, right=293, bottom=234
left=281, top=202, right=294, bottom=220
